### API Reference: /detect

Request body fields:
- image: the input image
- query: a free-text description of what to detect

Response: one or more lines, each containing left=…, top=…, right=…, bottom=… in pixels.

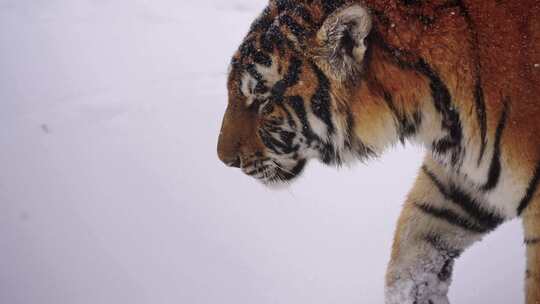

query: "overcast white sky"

left=0, top=1, right=525, bottom=303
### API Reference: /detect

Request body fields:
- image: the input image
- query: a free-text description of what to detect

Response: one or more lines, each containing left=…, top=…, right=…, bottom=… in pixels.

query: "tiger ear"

left=315, top=4, right=372, bottom=81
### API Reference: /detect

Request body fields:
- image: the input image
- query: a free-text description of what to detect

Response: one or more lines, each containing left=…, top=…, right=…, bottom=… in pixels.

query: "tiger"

left=216, top=0, right=540, bottom=303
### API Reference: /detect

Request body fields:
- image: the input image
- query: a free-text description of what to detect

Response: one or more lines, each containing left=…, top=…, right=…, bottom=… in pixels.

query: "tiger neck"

left=342, top=42, right=468, bottom=169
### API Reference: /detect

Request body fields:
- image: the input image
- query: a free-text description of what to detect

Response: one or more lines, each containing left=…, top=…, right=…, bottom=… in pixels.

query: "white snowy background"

left=0, top=0, right=525, bottom=303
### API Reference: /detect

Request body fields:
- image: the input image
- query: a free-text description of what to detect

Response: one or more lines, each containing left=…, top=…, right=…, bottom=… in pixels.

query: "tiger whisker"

left=270, top=160, right=295, bottom=176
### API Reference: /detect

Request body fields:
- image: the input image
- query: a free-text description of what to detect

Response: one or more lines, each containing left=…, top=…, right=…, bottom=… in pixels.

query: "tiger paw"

left=385, top=275, right=450, bottom=304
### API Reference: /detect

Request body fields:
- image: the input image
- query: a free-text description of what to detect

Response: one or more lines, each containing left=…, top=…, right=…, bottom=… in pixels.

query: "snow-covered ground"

left=0, top=1, right=524, bottom=303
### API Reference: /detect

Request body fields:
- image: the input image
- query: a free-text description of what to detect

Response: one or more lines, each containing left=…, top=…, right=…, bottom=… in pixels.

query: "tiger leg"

left=385, top=159, right=502, bottom=304
left=522, top=201, right=540, bottom=304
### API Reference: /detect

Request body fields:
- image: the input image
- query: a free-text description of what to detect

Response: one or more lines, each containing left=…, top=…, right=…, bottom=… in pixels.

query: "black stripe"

left=401, top=0, right=421, bottom=5
left=450, top=0, right=488, bottom=165
left=422, top=166, right=504, bottom=231
left=279, top=130, right=296, bottom=147
left=344, top=110, right=375, bottom=159
left=288, top=93, right=341, bottom=165
left=423, top=233, right=463, bottom=258
left=275, top=0, right=295, bottom=13
left=288, top=96, right=318, bottom=144
left=381, top=89, right=403, bottom=140
left=368, top=30, right=463, bottom=165
left=345, top=111, right=355, bottom=150
left=278, top=102, right=297, bottom=129
left=239, top=39, right=257, bottom=59
left=239, top=34, right=277, bottom=67
left=311, top=63, right=335, bottom=134
left=438, top=259, right=454, bottom=282
left=259, top=129, right=298, bottom=154
left=320, top=143, right=340, bottom=165
left=380, top=87, right=421, bottom=143
left=270, top=57, right=302, bottom=101
left=415, top=60, right=463, bottom=164
left=259, top=129, right=282, bottom=154
left=415, top=202, right=489, bottom=233
left=481, top=99, right=509, bottom=191
left=284, top=57, right=302, bottom=86
left=254, top=83, right=269, bottom=95
left=245, top=64, right=264, bottom=83
left=245, top=165, right=269, bottom=176
left=279, top=14, right=306, bottom=38
left=293, top=5, right=314, bottom=25
left=437, top=259, right=454, bottom=282
left=474, top=82, right=488, bottom=165
left=253, top=50, right=272, bottom=67
left=517, top=160, right=540, bottom=215
left=525, top=238, right=540, bottom=245
left=261, top=24, right=287, bottom=53
left=262, top=123, right=282, bottom=134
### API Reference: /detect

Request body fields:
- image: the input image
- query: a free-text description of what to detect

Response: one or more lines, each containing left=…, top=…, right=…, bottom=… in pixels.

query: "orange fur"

left=218, top=1, right=540, bottom=302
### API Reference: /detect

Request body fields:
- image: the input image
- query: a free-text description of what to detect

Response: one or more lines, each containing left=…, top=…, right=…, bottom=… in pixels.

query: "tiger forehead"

left=232, top=0, right=347, bottom=66
left=231, top=53, right=314, bottom=108
left=250, top=0, right=350, bottom=32
left=227, top=0, right=354, bottom=105
left=233, top=57, right=282, bottom=107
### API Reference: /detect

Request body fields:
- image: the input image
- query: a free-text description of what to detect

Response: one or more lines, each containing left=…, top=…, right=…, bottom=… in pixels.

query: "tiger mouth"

left=241, top=158, right=307, bottom=184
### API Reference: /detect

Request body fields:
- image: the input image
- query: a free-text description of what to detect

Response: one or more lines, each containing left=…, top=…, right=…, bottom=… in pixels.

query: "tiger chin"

left=217, top=1, right=540, bottom=303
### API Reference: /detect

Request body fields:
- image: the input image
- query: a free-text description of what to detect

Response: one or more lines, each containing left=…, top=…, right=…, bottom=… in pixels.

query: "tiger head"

left=217, top=0, right=421, bottom=185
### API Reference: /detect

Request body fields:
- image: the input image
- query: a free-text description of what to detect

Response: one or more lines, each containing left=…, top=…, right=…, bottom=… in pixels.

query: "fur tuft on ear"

left=315, top=4, right=372, bottom=82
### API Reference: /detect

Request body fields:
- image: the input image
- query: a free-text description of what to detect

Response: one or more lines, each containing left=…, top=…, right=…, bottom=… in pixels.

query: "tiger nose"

left=217, top=140, right=242, bottom=168
left=220, top=155, right=241, bottom=168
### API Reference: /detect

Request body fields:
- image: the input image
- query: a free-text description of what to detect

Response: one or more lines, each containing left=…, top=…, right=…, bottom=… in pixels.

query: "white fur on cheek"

left=255, top=58, right=279, bottom=86
left=240, top=59, right=278, bottom=107
left=307, top=114, right=329, bottom=139
left=240, top=72, right=256, bottom=106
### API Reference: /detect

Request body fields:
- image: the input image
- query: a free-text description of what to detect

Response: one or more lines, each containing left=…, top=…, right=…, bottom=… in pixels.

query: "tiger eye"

left=254, top=82, right=268, bottom=94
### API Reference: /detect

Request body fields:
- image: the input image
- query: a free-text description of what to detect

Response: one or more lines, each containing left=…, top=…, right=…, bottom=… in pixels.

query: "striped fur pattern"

left=217, top=0, right=540, bottom=303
